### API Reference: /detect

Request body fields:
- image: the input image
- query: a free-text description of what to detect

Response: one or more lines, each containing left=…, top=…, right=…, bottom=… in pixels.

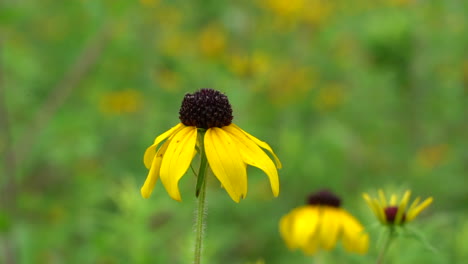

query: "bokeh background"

left=1, top=0, right=467, bottom=263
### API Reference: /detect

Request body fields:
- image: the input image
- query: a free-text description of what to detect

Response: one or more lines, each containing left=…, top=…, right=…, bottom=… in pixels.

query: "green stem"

left=377, top=227, right=395, bottom=264
left=194, top=132, right=208, bottom=264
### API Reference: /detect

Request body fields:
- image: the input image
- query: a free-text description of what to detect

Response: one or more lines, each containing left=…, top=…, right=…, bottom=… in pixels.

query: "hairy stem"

left=194, top=133, right=208, bottom=264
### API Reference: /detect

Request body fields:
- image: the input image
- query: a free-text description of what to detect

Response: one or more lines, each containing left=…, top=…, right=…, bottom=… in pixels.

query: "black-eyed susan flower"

left=279, top=190, right=369, bottom=255
left=363, top=190, right=433, bottom=225
left=141, top=88, right=281, bottom=202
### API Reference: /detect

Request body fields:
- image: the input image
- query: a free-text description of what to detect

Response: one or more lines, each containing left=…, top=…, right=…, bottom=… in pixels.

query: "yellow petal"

left=395, top=190, right=411, bottom=224
left=205, top=127, right=247, bottom=202
left=407, top=196, right=421, bottom=213
left=144, top=123, right=184, bottom=168
left=378, top=189, right=387, bottom=208
left=290, top=206, right=319, bottom=251
left=363, top=194, right=384, bottom=223
left=407, top=197, right=433, bottom=221
left=140, top=140, right=170, bottom=198
left=279, top=212, right=295, bottom=249
left=340, top=210, right=369, bottom=254
left=389, top=194, right=397, bottom=206
left=372, top=199, right=386, bottom=224
left=317, top=207, right=340, bottom=250
left=230, top=124, right=282, bottom=169
left=159, top=126, right=197, bottom=201
left=223, top=124, right=280, bottom=196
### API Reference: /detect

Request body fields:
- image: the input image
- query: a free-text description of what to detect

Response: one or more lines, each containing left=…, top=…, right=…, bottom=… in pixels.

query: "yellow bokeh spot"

left=139, top=0, right=160, bottom=8
left=314, top=84, right=345, bottom=111
left=227, top=51, right=271, bottom=78
left=99, top=89, right=143, bottom=116
left=267, top=65, right=317, bottom=107
left=198, top=24, right=227, bottom=58
left=154, top=68, right=181, bottom=92
left=415, top=144, right=450, bottom=171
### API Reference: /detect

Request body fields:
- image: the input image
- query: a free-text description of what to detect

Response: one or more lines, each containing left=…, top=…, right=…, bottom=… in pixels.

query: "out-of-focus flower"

left=198, top=24, right=227, bottom=58
left=261, top=0, right=305, bottom=18
left=363, top=190, right=433, bottom=226
left=159, top=32, right=190, bottom=57
left=154, top=67, right=181, bottom=92
left=415, top=144, right=449, bottom=171
left=314, top=83, right=345, bottom=111
left=141, top=89, right=281, bottom=202
left=139, top=0, right=159, bottom=8
left=267, top=65, right=316, bottom=107
left=226, top=51, right=271, bottom=78
left=300, top=0, right=334, bottom=26
left=280, top=190, right=369, bottom=255
left=259, top=0, right=334, bottom=27
left=155, top=6, right=183, bottom=28
left=99, top=89, right=143, bottom=115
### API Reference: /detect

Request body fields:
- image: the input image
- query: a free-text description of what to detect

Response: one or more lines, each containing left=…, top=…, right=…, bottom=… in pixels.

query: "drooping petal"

left=340, top=210, right=369, bottom=254
left=406, top=197, right=433, bottom=221
left=317, top=207, right=340, bottom=250
left=144, top=123, right=185, bottom=168
left=290, top=206, right=319, bottom=251
left=223, top=124, right=280, bottom=196
left=230, top=124, right=282, bottom=169
left=205, top=127, right=247, bottom=202
left=140, top=140, right=170, bottom=198
left=279, top=212, right=295, bottom=249
left=159, top=126, right=197, bottom=201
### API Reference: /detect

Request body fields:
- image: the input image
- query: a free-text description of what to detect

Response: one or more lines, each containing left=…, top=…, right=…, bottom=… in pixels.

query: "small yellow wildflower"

left=363, top=190, right=433, bottom=225
left=141, top=89, right=281, bottom=202
left=280, top=190, right=369, bottom=255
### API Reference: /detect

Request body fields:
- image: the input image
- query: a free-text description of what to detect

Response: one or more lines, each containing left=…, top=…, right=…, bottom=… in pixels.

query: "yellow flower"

left=141, top=89, right=281, bottom=202
left=363, top=190, right=433, bottom=225
left=280, top=190, right=369, bottom=255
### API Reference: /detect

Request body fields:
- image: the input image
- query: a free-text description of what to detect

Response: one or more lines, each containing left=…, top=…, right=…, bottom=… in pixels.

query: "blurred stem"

left=377, top=227, right=395, bottom=264
left=194, top=132, right=208, bottom=264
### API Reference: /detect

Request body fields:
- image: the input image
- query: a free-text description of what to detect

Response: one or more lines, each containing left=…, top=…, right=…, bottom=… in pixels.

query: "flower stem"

left=377, top=227, right=395, bottom=264
left=194, top=131, right=208, bottom=264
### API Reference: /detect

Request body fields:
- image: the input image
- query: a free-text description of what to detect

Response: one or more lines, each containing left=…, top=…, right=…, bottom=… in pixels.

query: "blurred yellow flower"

left=260, top=0, right=333, bottom=27
left=99, top=89, right=143, bottom=115
left=139, top=0, right=159, bottom=8
left=141, top=89, right=281, bottom=202
left=198, top=24, right=227, bottom=58
left=314, top=83, right=345, bottom=111
left=280, top=190, right=369, bottom=255
left=154, top=67, right=181, bottom=92
left=227, top=52, right=271, bottom=78
left=363, top=190, right=433, bottom=225
left=262, top=0, right=305, bottom=18
left=415, top=144, right=449, bottom=171
left=268, top=65, right=316, bottom=106
left=301, top=0, right=334, bottom=26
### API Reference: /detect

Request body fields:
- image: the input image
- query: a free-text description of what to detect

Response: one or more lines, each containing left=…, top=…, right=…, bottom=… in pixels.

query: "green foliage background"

left=1, top=0, right=467, bottom=263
